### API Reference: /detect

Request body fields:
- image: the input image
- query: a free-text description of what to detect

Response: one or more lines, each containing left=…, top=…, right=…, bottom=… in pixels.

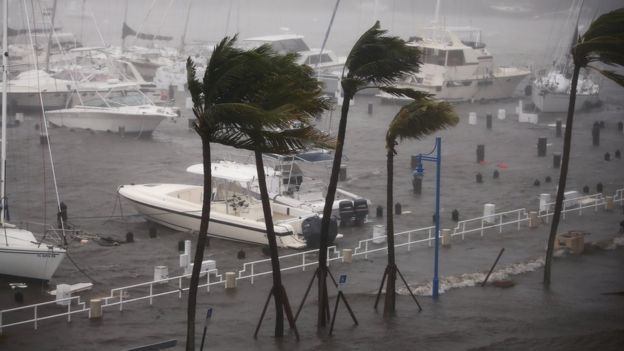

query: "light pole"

left=413, top=137, right=442, bottom=299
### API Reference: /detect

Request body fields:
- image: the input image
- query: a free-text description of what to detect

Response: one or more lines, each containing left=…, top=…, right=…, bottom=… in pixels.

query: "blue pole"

left=432, top=137, right=441, bottom=299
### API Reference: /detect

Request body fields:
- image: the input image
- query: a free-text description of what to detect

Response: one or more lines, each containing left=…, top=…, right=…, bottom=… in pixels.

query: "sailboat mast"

left=121, top=0, right=128, bottom=53
left=45, top=0, right=58, bottom=71
left=1, top=0, right=8, bottom=225
left=180, top=0, right=193, bottom=53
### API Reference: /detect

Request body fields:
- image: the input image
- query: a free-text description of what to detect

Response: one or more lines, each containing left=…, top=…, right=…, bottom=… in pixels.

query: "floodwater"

left=2, top=1, right=624, bottom=350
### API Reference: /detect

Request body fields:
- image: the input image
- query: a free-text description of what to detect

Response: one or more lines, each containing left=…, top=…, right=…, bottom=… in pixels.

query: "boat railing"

left=2, top=187, right=622, bottom=334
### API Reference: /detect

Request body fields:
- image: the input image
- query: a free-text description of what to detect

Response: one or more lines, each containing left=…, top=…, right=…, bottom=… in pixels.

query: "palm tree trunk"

left=544, top=64, right=581, bottom=286
left=384, top=148, right=397, bottom=316
left=255, top=150, right=285, bottom=336
left=186, top=138, right=212, bottom=351
left=317, top=92, right=352, bottom=328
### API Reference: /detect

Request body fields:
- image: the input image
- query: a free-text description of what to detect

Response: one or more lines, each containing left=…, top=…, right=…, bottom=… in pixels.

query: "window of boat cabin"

left=270, top=38, right=310, bottom=54
left=305, top=54, right=332, bottom=65
left=422, top=48, right=446, bottom=66
left=446, top=50, right=465, bottom=66
left=422, top=48, right=465, bottom=66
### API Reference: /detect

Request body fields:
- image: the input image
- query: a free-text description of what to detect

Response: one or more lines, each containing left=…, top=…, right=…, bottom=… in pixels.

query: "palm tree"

left=544, top=8, right=624, bottom=286
left=187, top=36, right=333, bottom=344
left=184, top=36, right=278, bottom=349
left=380, top=97, right=458, bottom=316
left=313, top=21, right=423, bottom=327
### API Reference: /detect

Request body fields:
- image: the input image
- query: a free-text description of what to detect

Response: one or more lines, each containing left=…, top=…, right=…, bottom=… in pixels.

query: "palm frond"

left=186, top=57, right=203, bottom=108
left=574, top=8, right=624, bottom=69
left=587, top=66, right=624, bottom=87
left=385, top=98, right=459, bottom=149
left=378, top=86, right=432, bottom=100
left=343, top=21, right=421, bottom=94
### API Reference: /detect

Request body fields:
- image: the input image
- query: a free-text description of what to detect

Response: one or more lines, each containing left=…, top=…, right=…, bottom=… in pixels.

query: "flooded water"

left=2, top=1, right=624, bottom=350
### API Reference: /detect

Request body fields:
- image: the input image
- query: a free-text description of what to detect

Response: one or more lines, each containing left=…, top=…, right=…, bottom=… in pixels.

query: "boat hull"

left=532, top=89, right=600, bottom=113
left=118, top=184, right=309, bottom=249
left=46, top=106, right=168, bottom=134
left=0, top=227, right=66, bottom=281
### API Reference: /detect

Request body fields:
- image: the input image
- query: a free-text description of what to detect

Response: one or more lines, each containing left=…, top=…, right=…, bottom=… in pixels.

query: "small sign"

left=206, top=307, right=213, bottom=320
left=338, top=274, right=348, bottom=290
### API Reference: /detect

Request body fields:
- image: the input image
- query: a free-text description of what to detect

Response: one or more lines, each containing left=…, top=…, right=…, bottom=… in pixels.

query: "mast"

left=180, top=0, right=193, bottom=53
left=316, top=0, right=340, bottom=73
left=45, top=0, right=58, bottom=71
left=1, top=0, right=8, bottom=225
left=121, top=0, right=128, bottom=53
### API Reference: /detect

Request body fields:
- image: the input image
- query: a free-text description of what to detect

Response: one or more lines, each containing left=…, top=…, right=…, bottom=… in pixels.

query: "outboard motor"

left=353, top=198, right=369, bottom=225
left=302, top=216, right=338, bottom=248
left=338, top=200, right=354, bottom=227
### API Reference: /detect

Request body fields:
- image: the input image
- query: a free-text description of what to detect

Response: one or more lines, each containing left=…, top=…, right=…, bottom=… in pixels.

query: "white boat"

left=531, top=71, right=599, bottom=112
left=1, top=0, right=66, bottom=281
left=118, top=180, right=326, bottom=249
left=379, top=25, right=529, bottom=102
left=188, top=158, right=370, bottom=226
left=530, top=1, right=600, bottom=113
left=46, top=90, right=178, bottom=134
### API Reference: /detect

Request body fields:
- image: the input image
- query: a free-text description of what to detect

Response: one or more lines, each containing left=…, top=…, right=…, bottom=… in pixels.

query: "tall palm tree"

left=185, top=36, right=284, bottom=349
left=381, top=97, right=458, bottom=316
left=544, top=8, right=624, bottom=286
left=187, top=36, right=333, bottom=344
left=314, top=21, right=423, bottom=327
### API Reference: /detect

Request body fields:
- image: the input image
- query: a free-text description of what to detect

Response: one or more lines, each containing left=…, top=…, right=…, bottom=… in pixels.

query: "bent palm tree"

left=314, top=21, right=423, bottom=327
left=188, top=36, right=333, bottom=342
left=380, top=97, right=458, bottom=316
left=544, top=8, right=624, bottom=286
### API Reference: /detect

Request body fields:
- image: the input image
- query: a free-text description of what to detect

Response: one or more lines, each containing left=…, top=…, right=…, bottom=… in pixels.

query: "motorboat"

left=118, top=179, right=329, bottom=249
left=46, top=89, right=178, bottom=135
left=1, top=0, right=66, bottom=281
left=188, top=158, right=370, bottom=227
left=379, top=26, right=530, bottom=102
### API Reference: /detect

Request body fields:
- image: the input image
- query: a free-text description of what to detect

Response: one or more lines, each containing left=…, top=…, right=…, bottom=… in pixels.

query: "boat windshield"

left=82, top=91, right=149, bottom=108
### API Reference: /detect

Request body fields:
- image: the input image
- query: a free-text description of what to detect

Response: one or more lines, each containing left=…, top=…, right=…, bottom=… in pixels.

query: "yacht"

left=379, top=26, right=530, bottom=102
left=46, top=90, right=178, bottom=135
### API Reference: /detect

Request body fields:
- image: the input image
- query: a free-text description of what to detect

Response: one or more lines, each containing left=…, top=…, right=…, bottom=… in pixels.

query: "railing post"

left=178, top=278, right=182, bottom=299
left=428, top=228, right=432, bottom=247
left=408, top=232, right=412, bottom=251
left=462, top=222, right=466, bottom=240
left=499, top=215, right=503, bottom=233
left=67, top=301, right=72, bottom=322
left=119, top=290, right=124, bottom=312
left=34, top=306, right=38, bottom=330
left=149, top=284, right=153, bottom=305
left=302, top=253, right=306, bottom=272
left=365, top=241, right=369, bottom=259
left=517, top=211, right=521, bottom=231
left=0, top=311, right=3, bottom=335
left=480, top=220, right=484, bottom=237
left=251, top=264, right=255, bottom=285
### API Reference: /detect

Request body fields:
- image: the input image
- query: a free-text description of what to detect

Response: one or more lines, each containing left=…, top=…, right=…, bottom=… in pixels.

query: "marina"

left=1, top=0, right=623, bottom=350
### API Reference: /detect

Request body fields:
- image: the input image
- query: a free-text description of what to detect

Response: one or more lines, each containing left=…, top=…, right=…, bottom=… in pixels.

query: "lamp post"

left=413, top=137, right=442, bottom=298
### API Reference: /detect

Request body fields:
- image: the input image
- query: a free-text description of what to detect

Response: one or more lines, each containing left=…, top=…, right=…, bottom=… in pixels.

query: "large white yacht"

left=380, top=26, right=530, bottom=102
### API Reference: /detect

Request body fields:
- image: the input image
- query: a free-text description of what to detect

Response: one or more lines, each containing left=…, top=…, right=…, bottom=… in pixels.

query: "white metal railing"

left=237, top=246, right=341, bottom=284
left=3, top=188, right=622, bottom=333
left=0, top=296, right=86, bottom=334
left=102, top=269, right=223, bottom=312
left=538, top=193, right=606, bottom=221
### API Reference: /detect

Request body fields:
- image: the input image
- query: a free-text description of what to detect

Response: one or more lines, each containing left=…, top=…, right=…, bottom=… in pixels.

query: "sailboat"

left=531, top=1, right=599, bottom=112
left=0, top=0, right=66, bottom=280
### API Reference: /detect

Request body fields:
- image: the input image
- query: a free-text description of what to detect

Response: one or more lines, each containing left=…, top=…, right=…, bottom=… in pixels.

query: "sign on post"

left=338, top=274, right=348, bottom=290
